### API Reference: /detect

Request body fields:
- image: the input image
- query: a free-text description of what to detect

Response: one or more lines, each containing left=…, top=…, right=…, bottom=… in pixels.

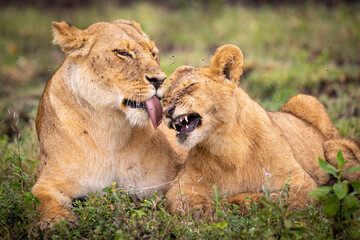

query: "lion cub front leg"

left=227, top=193, right=267, bottom=206
left=165, top=179, right=215, bottom=220
left=283, top=174, right=318, bottom=211
left=32, top=183, right=78, bottom=230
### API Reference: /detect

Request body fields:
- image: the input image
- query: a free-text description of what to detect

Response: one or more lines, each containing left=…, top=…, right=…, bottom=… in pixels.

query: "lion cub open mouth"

left=170, top=113, right=202, bottom=134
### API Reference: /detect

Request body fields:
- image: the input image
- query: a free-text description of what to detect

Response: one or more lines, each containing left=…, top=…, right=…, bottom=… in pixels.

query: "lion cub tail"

left=281, top=94, right=340, bottom=140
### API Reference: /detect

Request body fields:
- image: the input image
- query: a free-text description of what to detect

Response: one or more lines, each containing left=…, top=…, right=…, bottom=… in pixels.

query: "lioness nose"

left=146, top=74, right=166, bottom=90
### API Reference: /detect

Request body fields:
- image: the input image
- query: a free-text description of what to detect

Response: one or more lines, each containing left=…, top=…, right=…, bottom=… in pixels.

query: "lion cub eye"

left=113, top=49, right=133, bottom=59
left=152, top=53, right=157, bottom=58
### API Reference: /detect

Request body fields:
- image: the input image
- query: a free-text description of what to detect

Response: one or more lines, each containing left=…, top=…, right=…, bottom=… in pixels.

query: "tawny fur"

left=163, top=44, right=359, bottom=218
left=32, top=20, right=184, bottom=230
left=323, top=138, right=360, bottom=181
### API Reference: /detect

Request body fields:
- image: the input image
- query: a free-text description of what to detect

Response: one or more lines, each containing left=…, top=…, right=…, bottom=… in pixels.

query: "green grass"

left=0, top=1, right=359, bottom=239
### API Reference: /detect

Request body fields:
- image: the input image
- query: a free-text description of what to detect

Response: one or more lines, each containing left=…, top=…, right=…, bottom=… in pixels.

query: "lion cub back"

left=268, top=111, right=330, bottom=185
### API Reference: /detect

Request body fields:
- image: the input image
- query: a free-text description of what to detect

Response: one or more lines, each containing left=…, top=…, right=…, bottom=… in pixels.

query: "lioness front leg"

left=31, top=183, right=78, bottom=230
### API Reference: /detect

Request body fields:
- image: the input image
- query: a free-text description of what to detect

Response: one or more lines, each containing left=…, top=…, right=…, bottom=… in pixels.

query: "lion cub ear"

left=52, top=21, right=93, bottom=58
left=210, top=44, right=244, bottom=83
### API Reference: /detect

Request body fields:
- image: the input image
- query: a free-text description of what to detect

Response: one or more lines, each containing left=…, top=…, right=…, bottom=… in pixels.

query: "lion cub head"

left=52, top=20, right=165, bottom=128
left=163, top=45, right=244, bottom=148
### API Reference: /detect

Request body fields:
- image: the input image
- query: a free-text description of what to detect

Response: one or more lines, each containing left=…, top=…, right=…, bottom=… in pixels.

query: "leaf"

left=290, top=226, right=307, bottom=232
left=12, top=182, right=21, bottom=190
left=5, top=157, right=15, bottom=162
left=25, top=196, right=32, bottom=205
left=23, top=192, right=32, bottom=197
left=19, top=154, right=29, bottom=161
left=33, top=196, right=40, bottom=205
left=212, top=220, right=228, bottom=229
left=308, top=186, right=332, bottom=198
left=0, top=202, right=9, bottom=207
left=333, top=182, right=348, bottom=199
left=260, top=199, right=282, bottom=213
left=318, top=157, right=338, bottom=178
left=323, top=194, right=340, bottom=218
left=350, top=181, right=360, bottom=194
left=343, top=194, right=359, bottom=210
left=287, top=211, right=309, bottom=219
left=344, top=166, right=360, bottom=175
left=284, top=219, right=292, bottom=229
left=336, top=150, right=347, bottom=170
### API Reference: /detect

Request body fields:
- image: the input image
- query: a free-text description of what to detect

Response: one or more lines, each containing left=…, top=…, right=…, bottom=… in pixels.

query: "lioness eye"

left=113, top=49, right=133, bottom=59
left=152, top=53, right=157, bottom=58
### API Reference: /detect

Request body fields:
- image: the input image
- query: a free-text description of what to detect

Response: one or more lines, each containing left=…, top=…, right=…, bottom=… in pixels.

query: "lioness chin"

left=162, top=44, right=360, bottom=218
left=32, top=20, right=183, bottom=230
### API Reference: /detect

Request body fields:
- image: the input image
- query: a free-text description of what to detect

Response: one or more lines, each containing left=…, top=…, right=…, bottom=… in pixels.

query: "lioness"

left=162, top=44, right=359, bottom=217
left=32, top=20, right=183, bottom=229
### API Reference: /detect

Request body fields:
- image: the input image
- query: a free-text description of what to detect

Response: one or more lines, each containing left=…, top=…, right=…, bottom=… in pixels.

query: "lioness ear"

left=210, top=44, right=243, bottom=83
left=52, top=21, right=93, bottom=58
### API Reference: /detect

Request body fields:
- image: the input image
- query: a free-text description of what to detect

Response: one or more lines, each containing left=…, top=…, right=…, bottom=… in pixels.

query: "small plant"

left=309, top=150, right=360, bottom=238
left=257, top=174, right=310, bottom=238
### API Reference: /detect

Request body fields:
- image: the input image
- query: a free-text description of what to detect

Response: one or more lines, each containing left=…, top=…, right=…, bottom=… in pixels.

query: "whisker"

left=136, top=90, right=141, bottom=107
left=126, top=91, right=136, bottom=108
left=130, top=90, right=138, bottom=106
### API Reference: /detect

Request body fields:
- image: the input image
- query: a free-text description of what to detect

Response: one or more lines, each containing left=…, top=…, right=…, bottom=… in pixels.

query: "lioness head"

left=163, top=45, right=244, bottom=148
left=52, top=20, right=166, bottom=128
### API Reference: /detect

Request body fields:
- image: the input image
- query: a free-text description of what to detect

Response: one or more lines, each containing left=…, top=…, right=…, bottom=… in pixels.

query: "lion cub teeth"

left=172, top=114, right=192, bottom=132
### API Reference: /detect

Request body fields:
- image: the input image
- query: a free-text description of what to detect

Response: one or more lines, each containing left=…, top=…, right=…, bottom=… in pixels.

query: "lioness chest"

left=45, top=100, right=152, bottom=197
left=62, top=124, right=146, bottom=197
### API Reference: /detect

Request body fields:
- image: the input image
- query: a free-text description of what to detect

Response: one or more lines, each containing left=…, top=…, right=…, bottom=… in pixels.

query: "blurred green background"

left=0, top=0, right=359, bottom=238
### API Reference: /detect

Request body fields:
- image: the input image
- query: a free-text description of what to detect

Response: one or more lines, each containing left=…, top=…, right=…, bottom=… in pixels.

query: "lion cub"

left=162, top=44, right=359, bottom=217
left=32, top=20, right=183, bottom=230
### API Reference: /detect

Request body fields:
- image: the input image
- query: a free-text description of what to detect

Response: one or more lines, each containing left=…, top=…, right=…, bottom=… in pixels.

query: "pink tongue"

left=145, top=96, right=163, bottom=130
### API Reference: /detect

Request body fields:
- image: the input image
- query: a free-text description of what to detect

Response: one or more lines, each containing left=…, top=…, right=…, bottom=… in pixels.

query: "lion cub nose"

left=145, top=74, right=166, bottom=90
left=163, top=105, right=175, bottom=118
